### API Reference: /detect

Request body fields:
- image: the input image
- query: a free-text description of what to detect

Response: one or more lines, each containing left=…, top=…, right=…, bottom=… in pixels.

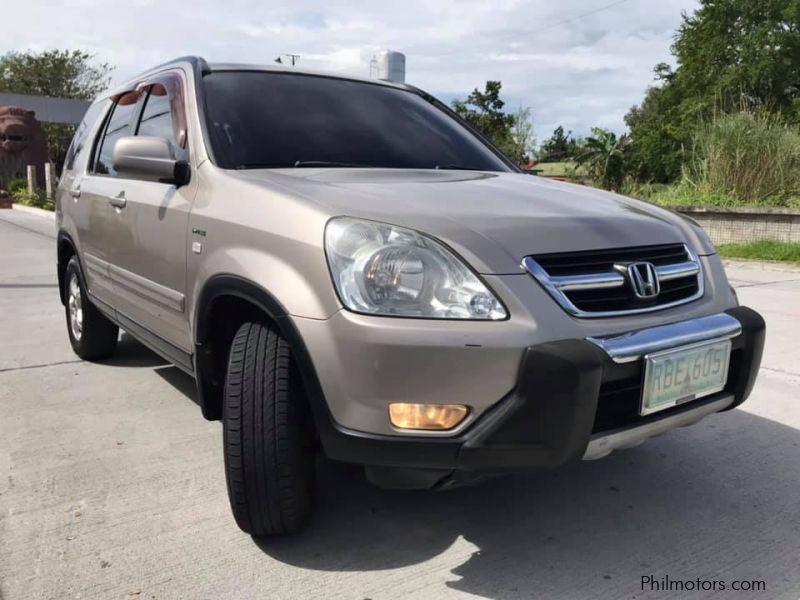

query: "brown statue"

left=0, top=106, right=49, bottom=189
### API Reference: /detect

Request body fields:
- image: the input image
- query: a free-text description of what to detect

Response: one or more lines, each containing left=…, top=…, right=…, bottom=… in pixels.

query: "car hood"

left=232, top=168, right=712, bottom=274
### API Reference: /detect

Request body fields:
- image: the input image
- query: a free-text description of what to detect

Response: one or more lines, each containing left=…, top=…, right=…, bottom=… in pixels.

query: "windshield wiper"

left=434, top=164, right=485, bottom=171
left=292, top=160, right=374, bottom=168
left=234, top=162, right=295, bottom=169
left=235, top=161, right=375, bottom=170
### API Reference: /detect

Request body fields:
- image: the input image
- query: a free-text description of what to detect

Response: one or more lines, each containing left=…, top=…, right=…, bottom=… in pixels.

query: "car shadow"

left=100, top=333, right=169, bottom=368
left=124, top=332, right=800, bottom=598
left=253, top=409, right=800, bottom=599
left=153, top=364, right=201, bottom=408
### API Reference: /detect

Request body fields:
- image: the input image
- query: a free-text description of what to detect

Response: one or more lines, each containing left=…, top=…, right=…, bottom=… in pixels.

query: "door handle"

left=69, top=187, right=81, bottom=199
left=109, top=191, right=127, bottom=209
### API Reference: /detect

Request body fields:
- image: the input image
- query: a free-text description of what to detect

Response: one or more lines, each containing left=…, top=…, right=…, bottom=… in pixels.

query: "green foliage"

left=717, top=241, right=800, bottom=263
left=42, top=122, right=78, bottom=171
left=639, top=184, right=762, bottom=208
left=6, top=177, right=27, bottom=194
left=452, top=81, right=532, bottom=164
left=535, top=161, right=578, bottom=176
left=0, top=154, right=26, bottom=190
left=575, top=128, right=630, bottom=191
left=539, top=126, right=582, bottom=162
left=0, top=49, right=113, bottom=167
left=626, top=0, right=800, bottom=183
left=625, top=181, right=800, bottom=209
left=681, top=113, right=800, bottom=204
left=0, top=49, right=112, bottom=100
left=673, top=0, right=800, bottom=119
left=11, top=187, right=49, bottom=209
left=624, top=75, right=691, bottom=182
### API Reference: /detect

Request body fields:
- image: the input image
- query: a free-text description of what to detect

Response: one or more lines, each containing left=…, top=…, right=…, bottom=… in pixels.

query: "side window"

left=136, top=74, right=189, bottom=162
left=93, top=90, right=141, bottom=176
left=64, top=99, right=111, bottom=172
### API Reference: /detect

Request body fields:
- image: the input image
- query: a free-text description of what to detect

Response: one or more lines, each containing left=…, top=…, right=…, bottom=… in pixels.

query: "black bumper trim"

left=316, top=306, right=765, bottom=473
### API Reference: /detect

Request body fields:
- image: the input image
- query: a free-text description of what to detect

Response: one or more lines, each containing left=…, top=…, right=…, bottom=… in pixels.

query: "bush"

left=6, top=177, right=27, bottom=194
left=11, top=187, right=50, bottom=209
left=681, top=113, right=800, bottom=205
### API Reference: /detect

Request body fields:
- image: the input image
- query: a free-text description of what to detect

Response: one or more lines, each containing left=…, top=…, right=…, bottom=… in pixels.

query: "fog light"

left=389, top=403, right=469, bottom=430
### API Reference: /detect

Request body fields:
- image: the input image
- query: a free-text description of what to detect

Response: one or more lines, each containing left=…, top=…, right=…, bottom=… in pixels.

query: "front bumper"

left=314, top=306, right=765, bottom=486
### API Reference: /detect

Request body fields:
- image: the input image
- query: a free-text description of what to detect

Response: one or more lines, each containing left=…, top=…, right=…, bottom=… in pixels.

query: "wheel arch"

left=57, top=231, right=79, bottom=305
left=193, top=275, right=330, bottom=429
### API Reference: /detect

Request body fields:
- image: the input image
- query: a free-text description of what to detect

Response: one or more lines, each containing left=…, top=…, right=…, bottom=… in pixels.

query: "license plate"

left=641, top=339, right=732, bottom=416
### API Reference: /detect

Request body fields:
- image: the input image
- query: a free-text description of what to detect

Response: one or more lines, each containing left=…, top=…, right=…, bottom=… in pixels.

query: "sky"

left=2, top=0, right=699, bottom=143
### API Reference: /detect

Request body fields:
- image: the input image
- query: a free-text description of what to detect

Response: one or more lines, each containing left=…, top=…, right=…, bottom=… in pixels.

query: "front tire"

left=64, top=256, right=118, bottom=360
left=223, top=321, right=315, bottom=536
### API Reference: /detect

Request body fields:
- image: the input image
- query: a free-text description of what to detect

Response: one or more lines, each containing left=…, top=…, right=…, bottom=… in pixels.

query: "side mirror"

left=112, top=136, right=190, bottom=187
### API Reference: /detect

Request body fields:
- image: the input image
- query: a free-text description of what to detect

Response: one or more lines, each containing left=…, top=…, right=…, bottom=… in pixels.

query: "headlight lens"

left=324, top=217, right=507, bottom=320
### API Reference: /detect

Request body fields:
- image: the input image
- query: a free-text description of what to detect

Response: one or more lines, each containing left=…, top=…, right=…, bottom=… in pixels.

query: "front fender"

left=188, top=245, right=340, bottom=335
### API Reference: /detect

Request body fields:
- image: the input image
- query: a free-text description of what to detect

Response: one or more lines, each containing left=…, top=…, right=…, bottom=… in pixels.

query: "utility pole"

left=274, top=54, right=300, bottom=66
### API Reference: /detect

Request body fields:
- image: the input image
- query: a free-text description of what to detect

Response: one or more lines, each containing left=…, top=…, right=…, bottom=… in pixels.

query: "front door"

left=103, top=72, right=196, bottom=355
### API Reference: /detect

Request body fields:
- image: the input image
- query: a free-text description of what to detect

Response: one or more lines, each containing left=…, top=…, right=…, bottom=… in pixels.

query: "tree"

left=626, top=0, right=800, bottom=182
left=0, top=50, right=113, bottom=167
left=575, top=127, right=630, bottom=191
left=510, top=107, right=536, bottom=164
left=452, top=81, right=523, bottom=163
left=539, top=126, right=570, bottom=162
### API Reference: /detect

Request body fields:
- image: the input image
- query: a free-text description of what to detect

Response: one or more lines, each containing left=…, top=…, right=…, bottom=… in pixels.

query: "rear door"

left=71, top=91, right=142, bottom=307
left=105, top=71, right=196, bottom=356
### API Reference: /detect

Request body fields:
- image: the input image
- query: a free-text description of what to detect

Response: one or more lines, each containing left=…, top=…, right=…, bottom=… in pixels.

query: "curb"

left=722, top=258, right=800, bottom=273
left=11, top=203, right=56, bottom=220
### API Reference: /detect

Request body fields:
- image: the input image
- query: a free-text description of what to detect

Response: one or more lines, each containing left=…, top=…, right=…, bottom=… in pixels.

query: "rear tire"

left=64, top=256, right=118, bottom=360
left=223, top=321, right=315, bottom=536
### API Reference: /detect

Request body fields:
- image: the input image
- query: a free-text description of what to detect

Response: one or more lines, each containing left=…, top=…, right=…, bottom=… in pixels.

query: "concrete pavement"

left=1, top=208, right=799, bottom=600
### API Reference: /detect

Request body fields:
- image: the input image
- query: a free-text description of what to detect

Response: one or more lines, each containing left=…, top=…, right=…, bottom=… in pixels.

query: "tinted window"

left=203, top=71, right=510, bottom=171
left=64, top=100, right=110, bottom=171
left=94, top=90, right=141, bottom=176
left=136, top=78, right=188, bottom=161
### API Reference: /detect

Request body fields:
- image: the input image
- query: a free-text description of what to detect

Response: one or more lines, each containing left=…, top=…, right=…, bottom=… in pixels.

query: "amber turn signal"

left=388, top=403, right=469, bottom=431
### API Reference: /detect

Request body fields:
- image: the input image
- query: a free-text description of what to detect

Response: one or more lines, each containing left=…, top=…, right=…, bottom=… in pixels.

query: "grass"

left=684, top=113, right=800, bottom=204
left=534, top=161, right=587, bottom=177
left=622, top=113, right=800, bottom=210
left=623, top=181, right=800, bottom=209
left=535, top=162, right=572, bottom=176
left=717, top=241, right=800, bottom=263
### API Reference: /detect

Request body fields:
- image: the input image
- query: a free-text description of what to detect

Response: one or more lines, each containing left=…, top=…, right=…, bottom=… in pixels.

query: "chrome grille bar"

left=656, top=261, right=700, bottom=281
left=522, top=243, right=704, bottom=318
left=551, top=272, right=625, bottom=292
left=549, top=260, right=701, bottom=291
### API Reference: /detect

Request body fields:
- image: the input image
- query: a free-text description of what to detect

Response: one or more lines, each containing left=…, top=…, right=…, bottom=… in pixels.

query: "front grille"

left=592, top=348, right=742, bottom=433
left=522, top=243, right=703, bottom=317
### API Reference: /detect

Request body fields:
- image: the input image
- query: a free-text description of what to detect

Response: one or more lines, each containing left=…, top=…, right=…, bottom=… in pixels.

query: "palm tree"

left=575, top=128, right=630, bottom=191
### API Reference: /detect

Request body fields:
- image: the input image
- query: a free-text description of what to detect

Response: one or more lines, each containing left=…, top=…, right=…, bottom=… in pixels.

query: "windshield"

left=202, top=71, right=512, bottom=172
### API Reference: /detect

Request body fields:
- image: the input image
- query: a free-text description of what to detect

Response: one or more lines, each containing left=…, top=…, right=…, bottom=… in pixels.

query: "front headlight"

left=324, top=217, right=507, bottom=320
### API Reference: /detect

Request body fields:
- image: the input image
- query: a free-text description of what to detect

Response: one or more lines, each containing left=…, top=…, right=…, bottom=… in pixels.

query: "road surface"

left=1, top=208, right=799, bottom=599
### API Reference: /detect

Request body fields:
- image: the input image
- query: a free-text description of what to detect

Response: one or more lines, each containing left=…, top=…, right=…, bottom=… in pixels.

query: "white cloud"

left=1, top=0, right=699, bottom=140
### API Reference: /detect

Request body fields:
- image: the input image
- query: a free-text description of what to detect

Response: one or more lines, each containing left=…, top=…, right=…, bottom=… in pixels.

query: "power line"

left=530, top=0, right=634, bottom=35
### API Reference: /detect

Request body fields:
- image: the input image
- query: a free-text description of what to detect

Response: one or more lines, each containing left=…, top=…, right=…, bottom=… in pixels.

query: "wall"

left=676, top=206, right=800, bottom=245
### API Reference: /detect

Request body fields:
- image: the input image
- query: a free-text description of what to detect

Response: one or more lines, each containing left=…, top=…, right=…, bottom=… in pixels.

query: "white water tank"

left=370, top=50, right=406, bottom=83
